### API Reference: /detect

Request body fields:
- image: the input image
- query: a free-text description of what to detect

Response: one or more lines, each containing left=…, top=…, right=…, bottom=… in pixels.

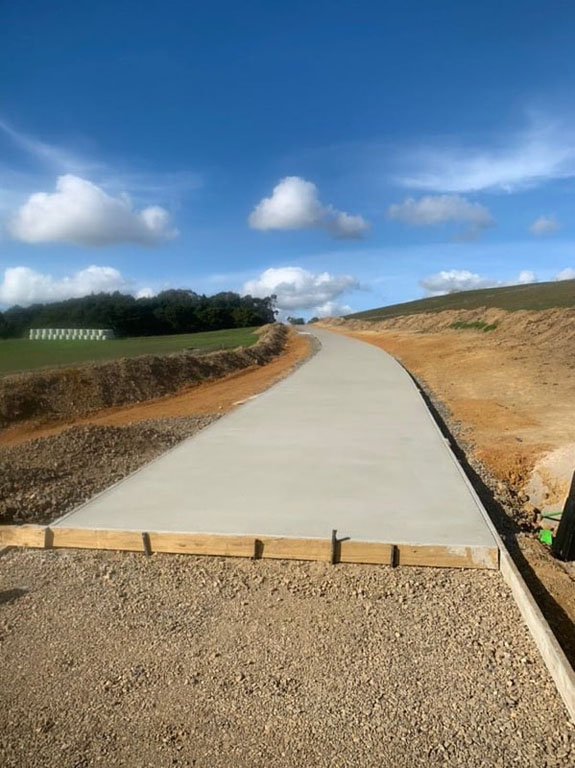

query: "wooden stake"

left=330, top=529, right=338, bottom=565
left=142, top=532, right=152, bottom=556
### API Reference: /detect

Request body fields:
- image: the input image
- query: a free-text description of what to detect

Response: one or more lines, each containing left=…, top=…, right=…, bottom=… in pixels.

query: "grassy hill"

left=0, top=327, right=259, bottom=377
left=348, top=279, right=575, bottom=321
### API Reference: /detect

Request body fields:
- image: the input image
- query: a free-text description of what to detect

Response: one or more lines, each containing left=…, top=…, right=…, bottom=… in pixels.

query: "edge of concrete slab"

left=0, top=525, right=499, bottom=569
left=332, top=329, right=575, bottom=723
left=52, top=332, right=323, bottom=530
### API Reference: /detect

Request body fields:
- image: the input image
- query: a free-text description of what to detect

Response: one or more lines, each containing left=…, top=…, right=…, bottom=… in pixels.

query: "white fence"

left=29, top=328, right=115, bottom=341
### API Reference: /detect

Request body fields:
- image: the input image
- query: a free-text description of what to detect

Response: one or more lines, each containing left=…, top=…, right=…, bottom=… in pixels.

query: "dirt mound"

left=0, top=417, right=214, bottom=525
left=322, top=306, right=575, bottom=349
left=0, top=323, right=287, bottom=428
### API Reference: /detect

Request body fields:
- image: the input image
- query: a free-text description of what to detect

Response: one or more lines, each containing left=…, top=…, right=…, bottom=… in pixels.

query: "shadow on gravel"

left=0, top=587, right=28, bottom=605
left=410, top=373, right=575, bottom=668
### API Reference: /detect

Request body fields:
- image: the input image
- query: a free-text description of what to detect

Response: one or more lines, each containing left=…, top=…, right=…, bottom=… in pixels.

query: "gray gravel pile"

left=0, top=417, right=215, bottom=525
left=0, top=549, right=573, bottom=767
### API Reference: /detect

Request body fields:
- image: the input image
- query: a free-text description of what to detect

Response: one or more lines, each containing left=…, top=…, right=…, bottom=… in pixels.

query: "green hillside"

left=348, top=279, right=575, bottom=321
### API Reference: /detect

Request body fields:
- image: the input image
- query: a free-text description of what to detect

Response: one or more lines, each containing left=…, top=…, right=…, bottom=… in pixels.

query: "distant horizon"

left=3, top=272, right=575, bottom=323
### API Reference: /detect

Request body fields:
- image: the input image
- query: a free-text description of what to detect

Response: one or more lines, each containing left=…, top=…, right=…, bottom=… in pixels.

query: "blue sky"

left=1, top=0, right=575, bottom=316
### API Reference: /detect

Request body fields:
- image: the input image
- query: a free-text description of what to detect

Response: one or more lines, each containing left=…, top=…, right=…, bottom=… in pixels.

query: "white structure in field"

left=29, top=328, right=115, bottom=341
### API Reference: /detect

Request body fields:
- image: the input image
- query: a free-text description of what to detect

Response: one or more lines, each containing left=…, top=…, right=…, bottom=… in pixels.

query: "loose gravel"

left=1, top=548, right=573, bottom=767
left=0, top=417, right=216, bottom=525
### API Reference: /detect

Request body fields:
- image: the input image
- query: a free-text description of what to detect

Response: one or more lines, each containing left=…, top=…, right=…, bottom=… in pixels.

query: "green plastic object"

left=539, top=529, right=553, bottom=546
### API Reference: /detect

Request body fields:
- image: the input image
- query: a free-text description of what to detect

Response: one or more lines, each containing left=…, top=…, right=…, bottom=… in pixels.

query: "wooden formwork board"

left=0, top=525, right=499, bottom=569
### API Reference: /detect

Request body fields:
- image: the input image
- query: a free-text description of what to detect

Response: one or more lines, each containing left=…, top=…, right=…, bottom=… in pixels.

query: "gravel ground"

left=0, top=417, right=216, bottom=525
left=0, top=548, right=573, bottom=767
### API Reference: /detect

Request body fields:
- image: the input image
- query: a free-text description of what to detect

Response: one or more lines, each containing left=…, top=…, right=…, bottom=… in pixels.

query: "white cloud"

left=0, top=265, right=130, bottom=306
left=555, top=268, right=575, bottom=281
left=248, top=177, right=369, bottom=239
left=396, top=118, right=575, bottom=193
left=135, top=286, right=156, bottom=299
left=517, top=270, right=538, bottom=284
left=419, top=269, right=537, bottom=296
left=314, top=300, right=353, bottom=318
left=387, top=194, right=494, bottom=240
left=529, top=215, right=559, bottom=236
left=7, top=175, right=177, bottom=246
left=243, top=266, right=358, bottom=316
left=419, top=270, right=498, bottom=295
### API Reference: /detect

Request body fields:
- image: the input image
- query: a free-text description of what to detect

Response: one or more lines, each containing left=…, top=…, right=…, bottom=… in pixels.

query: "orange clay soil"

left=329, top=324, right=575, bottom=498
left=0, top=328, right=312, bottom=448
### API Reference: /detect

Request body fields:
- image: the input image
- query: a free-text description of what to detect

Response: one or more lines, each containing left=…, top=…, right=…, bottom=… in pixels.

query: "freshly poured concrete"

left=56, top=328, right=496, bottom=550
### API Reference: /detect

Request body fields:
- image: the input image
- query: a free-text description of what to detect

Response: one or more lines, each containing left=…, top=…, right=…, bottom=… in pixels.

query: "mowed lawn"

left=0, top=327, right=260, bottom=376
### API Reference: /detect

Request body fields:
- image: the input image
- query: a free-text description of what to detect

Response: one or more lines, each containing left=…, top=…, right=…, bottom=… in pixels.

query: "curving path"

left=55, top=328, right=497, bottom=562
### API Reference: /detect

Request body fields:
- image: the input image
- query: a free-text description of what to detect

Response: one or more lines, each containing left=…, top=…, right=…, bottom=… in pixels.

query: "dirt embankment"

left=0, top=323, right=288, bottom=429
left=321, top=307, right=575, bottom=510
left=328, top=306, right=575, bottom=348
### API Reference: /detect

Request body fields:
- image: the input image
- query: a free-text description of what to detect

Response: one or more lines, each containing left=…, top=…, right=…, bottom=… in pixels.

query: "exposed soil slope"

left=0, top=323, right=287, bottom=428
left=324, top=307, right=575, bottom=508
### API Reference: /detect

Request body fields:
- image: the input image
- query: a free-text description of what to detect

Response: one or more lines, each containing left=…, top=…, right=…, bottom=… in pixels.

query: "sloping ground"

left=330, top=305, right=575, bottom=348
left=320, top=309, right=575, bottom=661
left=348, top=278, right=575, bottom=320
left=327, top=307, right=575, bottom=508
left=323, top=307, right=575, bottom=523
left=0, top=323, right=287, bottom=428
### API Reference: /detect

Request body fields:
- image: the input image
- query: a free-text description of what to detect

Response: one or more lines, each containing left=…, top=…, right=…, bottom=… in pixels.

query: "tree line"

left=0, top=290, right=276, bottom=339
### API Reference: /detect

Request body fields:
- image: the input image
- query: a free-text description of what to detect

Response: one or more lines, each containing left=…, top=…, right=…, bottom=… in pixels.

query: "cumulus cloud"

left=7, top=175, right=177, bottom=246
left=419, top=269, right=537, bottom=296
left=555, top=268, right=575, bottom=281
left=248, top=177, right=369, bottom=239
left=387, top=194, right=494, bottom=240
left=243, top=266, right=358, bottom=316
left=419, top=270, right=498, bottom=295
left=396, top=118, right=575, bottom=193
left=529, top=215, right=559, bottom=236
left=0, top=265, right=130, bottom=306
left=314, top=300, right=353, bottom=318
left=517, top=270, right=538, bottom=284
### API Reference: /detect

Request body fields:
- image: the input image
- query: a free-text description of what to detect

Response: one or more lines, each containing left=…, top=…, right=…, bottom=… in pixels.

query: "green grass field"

left=348, top=279, right=575, bottom=322
left=0, top=327, right=260, bottom=377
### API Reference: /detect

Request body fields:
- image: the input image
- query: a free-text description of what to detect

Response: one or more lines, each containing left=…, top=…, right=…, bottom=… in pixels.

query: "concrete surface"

left=56, top=328, right=496, bottom=549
